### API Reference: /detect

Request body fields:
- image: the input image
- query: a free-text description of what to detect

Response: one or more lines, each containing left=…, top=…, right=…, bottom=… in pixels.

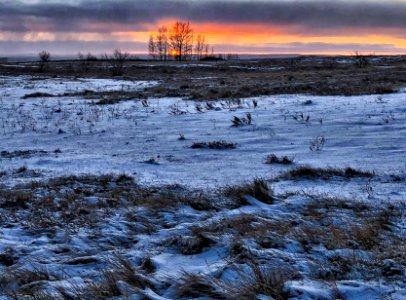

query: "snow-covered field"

left=0, top=76, right=405, bottom=299
left=1, top=76, right=405, bottom=193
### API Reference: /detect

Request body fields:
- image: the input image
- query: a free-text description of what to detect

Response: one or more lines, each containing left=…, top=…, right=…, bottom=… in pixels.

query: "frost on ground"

left=0, top=76, right=405, bottom=299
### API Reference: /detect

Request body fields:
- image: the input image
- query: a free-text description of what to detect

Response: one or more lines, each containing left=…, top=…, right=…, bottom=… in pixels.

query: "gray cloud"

left=0, top=40, right=146, bottom=56
left=1, top=0, right=406, bottom=33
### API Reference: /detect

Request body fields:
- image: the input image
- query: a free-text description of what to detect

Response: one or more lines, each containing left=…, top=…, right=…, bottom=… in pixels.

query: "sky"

left=0, top=0, right=406, bottom=56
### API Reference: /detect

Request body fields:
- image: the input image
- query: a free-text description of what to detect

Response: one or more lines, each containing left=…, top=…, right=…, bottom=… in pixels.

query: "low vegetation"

left=0, top=56, right=404, bottom=299
left=222, top=178, right=274, bottom=205
left=264, top=154, right=294, bottom=165
left=231, top=113, right=252, bottom=126
left=0, top=173, right=403, bottom=299
left=191, top=140, right=237, bottom=149
left=279, top=166, right=374, bottom=180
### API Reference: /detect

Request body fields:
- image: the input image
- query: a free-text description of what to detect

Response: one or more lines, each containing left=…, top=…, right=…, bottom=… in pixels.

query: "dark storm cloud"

left=1, top=0, right=406, bottom=33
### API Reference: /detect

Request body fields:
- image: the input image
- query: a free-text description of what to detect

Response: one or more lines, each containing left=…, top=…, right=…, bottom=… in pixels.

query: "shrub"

left=38, top=50, right=50, bottom=72
left=309, top=135, right=326, bottom=151
left=103, top=49, right=130, bottom=76
left=21, top=92, right=54, bottom=99
left=291, top=112, right=311, bottom=124
left=265, top=154, right=294, bottom=165
left=178, top=132, right=186, bottom=140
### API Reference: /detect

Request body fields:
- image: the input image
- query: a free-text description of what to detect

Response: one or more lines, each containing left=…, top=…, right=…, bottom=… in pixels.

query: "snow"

left=0, top=75, right=405, bottom=299
left=0, top=76, right=405, bottom=201
left=0, top=75, right=157, bottom=99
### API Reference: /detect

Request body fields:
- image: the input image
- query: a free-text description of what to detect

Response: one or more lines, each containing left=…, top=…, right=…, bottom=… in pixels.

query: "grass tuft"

left=191, top=140, right=237, bottom=150
left=280, top=166, right=374, bottom=180
left=264, top=154, right=294, bottom=165
left=222, top=178, right=274, bottom=205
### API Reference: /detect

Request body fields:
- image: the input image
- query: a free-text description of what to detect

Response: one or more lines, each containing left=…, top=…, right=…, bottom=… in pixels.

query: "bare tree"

left=38, top=50, right=50, bottom=72
left=169, top=21, right=194, bottom=61
left=194, top=34, right=204, bottom=60
left=103, top=49, right=130, bottom=76
left=194, top=34, right=211, bottom=60
left=205, top=44, right=210, bottom=56
left=148, top=35, right=157, bottom=60
left=156, top=26, right=169, bottom=61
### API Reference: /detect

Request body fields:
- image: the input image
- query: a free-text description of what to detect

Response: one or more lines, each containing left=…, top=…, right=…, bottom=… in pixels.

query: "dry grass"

left=69, top=253, right=153, bottom=299
left=0, top=174, right=403, bottom=298
left=0, top=265, right=61, bottom=298
left=176, top=260, right=295, bottom=300
left=222, top=178, right=274, bottom=205
left=21, top=92, right=55, bottom=99
left=264, top=154, right=294, bottom=165
left=279, top=166, right=374, bottom=180
left=176, top=272, right=226, bottom=299
left=167, top=232, right=215, bottom=255
left=3, top=56, right=406, bottom=99
left=294, top=200, right=399, bottom=252
left=231, top=113, right=252, bottom=127
left=191, top=140, right=237, bottom=150
left=0, top=190, right=31, bottom=210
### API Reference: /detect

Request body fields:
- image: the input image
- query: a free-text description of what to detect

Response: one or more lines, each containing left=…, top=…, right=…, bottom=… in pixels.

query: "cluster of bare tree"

left=149, top=26, right=170, bottom=61
left=148, top=21, right=211, bottom=61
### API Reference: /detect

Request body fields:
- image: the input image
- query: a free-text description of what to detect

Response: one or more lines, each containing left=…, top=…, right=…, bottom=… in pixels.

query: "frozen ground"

left=1, top=76, right=405, bottom=196
left=0, top=76, right=405, bottom=299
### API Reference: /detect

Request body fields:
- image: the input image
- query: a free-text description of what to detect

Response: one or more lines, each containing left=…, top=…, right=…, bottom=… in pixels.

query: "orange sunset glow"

left=123, top=21, right=406, bottom=55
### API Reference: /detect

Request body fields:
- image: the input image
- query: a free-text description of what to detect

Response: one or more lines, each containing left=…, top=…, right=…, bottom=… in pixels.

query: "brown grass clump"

left=191, top=140, right=237, bottom=150
left=176, top=261, right=294, bottom=300
left=264, top=154, right=294, bottom=165
left=352, top=223, right=379, bottom=251
left=176, top=272, right=226, bottom=299
left=21, top=92, right=55, bottom=99
left=0, top=190, right=31, bottom=210
left=222, top=178, right=274, bottom=205
left=109, top=253, right=152, bottom=289
left=139, top=189, right=217, bottom=211
left=0, top=266, right=60, bottom=297
left=80, top=254, right=153, bottom=298
left=225, top=261, right=293, bottom=300
left=296, top=201, right=398, bottom=253
left=231, top=113, right=252, bottom=127
left=167, top=232, right=215, bottom=255
left=279, top=166, right=374, bottom=180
